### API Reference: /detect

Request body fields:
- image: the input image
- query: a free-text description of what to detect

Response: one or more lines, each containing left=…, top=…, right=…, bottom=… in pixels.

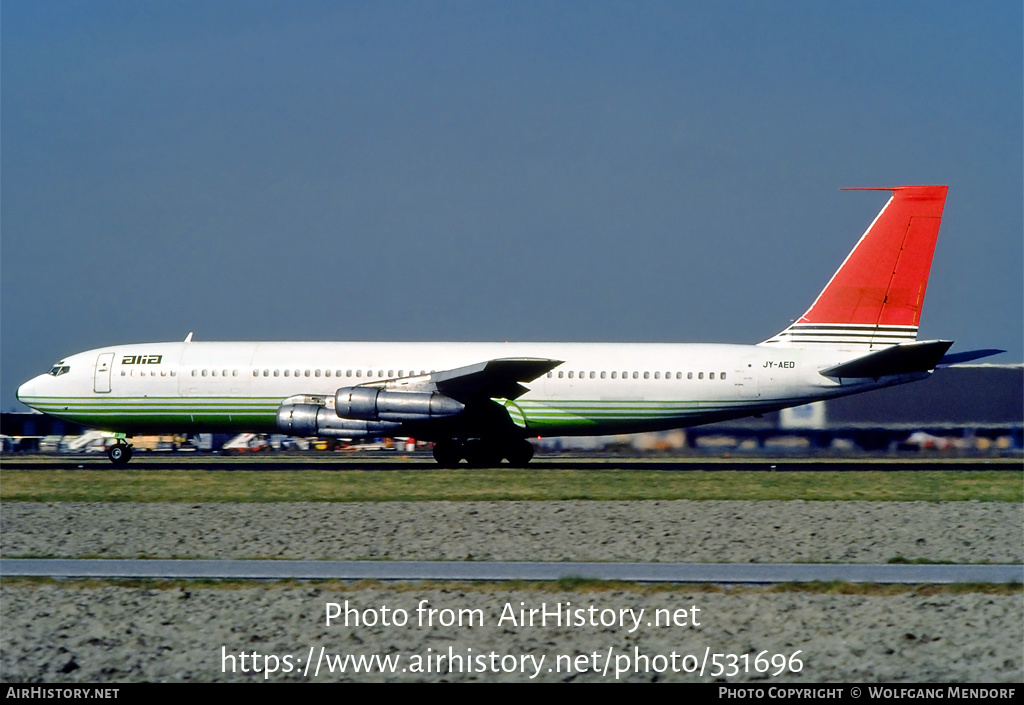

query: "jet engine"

left=334, top=387, right=465, bottom=421
left=276, top=403, right=401, bottom=438
left=275, top=387, right=465, bottom=438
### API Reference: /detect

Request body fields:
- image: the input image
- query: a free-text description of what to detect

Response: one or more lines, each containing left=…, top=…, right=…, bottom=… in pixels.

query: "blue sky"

left=2, top=0, right=1021, bottom=410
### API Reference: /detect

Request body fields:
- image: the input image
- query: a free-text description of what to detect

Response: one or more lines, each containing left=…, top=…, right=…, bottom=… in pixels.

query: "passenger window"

left=687, top=372, right=693, bottom=380
left=710, top=372, right=715, bottom=380
left=558, top=371, right=564, bottom=379
left=698, top=372, right=704, bottom=380
left=654, top=372, right=660, bottom=379
left=274, top=370, right=280, bottom=377
left=388, top=370, right=394, bottom=377
left=600, top=371, right=606, bottom=379
left=611, top=371, right=617, bottom=379
left=721, top=372, right=727, bottom=380
left=356, top=370, right=362, bottom=378
left=547, top=372, right=553, bottom=378
left=284, top=370, right=290, bottom=377
left=253, top=370, right=259, bottom=377
left=315, top=370, right=321, bottom=377
left=568, top=371, right=574, bottom=379
left=676, top=372, right=682, bottom=379
left=264, top=370, right=270, bottom=377
left=202, top=370, right=209, bottom=377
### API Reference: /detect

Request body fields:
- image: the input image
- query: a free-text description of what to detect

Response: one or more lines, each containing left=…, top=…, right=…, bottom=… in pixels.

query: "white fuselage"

left=16, top=340, right=920, bottom=438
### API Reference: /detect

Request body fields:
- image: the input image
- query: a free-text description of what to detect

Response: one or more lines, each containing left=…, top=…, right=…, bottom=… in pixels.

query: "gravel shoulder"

left=3, top=500, right=1021, bottom=563
left=2, top=583, right=1020, bottom=682
left=2, top=500, right=1021, bottom=683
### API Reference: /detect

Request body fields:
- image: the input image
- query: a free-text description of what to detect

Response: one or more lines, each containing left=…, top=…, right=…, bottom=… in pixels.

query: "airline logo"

left=121, top=355, right=163, bottom=365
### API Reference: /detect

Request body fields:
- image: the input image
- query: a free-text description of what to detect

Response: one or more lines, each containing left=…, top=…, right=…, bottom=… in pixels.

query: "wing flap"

left=432, top=357, right=562, bottom=400
left=360, top=357, right=561, bottom=401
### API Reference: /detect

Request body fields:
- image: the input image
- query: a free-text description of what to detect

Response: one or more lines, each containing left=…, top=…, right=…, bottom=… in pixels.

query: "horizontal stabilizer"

left=820, top=340, right=953, bottom=379
left=937, top=349, right=1005, bottom=367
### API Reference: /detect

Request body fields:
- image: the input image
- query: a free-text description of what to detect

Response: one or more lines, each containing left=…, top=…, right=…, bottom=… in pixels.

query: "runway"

left=3, top=558, right=1021, bottom=583
left=4, top=454, right=1022, bottom=472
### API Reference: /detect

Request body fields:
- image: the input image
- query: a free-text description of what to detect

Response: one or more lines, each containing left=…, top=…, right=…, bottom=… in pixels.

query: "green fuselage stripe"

left=21, top=393, right=802, bottom=436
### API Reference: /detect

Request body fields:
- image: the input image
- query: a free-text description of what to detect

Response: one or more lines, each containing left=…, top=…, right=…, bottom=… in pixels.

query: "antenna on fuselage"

left=184, top=332, right=194, bottom=343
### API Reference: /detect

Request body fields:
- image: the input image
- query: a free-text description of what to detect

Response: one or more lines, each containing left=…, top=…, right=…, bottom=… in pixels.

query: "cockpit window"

left=48, top=365, right=71, bottom=377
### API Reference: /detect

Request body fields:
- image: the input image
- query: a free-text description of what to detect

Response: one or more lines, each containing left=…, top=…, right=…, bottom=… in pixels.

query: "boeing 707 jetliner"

left=18, top=185, right=998, bottom=466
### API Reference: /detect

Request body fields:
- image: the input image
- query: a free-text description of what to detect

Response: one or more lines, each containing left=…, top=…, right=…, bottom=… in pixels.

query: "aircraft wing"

left=430, top=357, right=562, bottom=400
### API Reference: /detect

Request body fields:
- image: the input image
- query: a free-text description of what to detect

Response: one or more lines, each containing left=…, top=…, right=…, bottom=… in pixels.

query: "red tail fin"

left=763, top=185, right=948, bottom=348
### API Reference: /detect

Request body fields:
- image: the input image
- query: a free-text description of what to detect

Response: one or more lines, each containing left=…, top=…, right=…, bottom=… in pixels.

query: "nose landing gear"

left=108, top=441, right=133, bottom=465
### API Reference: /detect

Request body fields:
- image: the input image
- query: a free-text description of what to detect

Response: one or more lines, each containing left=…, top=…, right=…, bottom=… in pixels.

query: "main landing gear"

left=432, top=438, right=535, bottom=468
left=108, top=441, right=133, bottom=466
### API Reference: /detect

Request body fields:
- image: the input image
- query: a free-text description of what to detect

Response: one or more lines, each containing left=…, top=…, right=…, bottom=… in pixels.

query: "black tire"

left=463, top=440, right=502, bottom=468
left=503, top=439, right=534, bottom=467
left=108, top=444, right=132, bottom=465
left=432, top=441, right=462, bottom=468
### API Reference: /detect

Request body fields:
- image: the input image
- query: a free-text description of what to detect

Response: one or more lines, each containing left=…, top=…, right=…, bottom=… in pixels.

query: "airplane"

left=17, top=185, right=1001, bottom=466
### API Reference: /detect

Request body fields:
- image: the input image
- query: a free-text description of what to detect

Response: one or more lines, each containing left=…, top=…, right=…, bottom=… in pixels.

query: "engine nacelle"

left=334, top=387, right=465, bottom=421
left=276, top=403, right=401, bottom=438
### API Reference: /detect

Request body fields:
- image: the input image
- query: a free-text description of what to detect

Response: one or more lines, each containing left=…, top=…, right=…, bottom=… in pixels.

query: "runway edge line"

left=2, top=559, right=1022, bottom=584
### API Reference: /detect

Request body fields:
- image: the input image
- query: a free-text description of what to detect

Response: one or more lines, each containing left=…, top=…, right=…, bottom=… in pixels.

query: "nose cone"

left=17, top=377, right=39, bottom=407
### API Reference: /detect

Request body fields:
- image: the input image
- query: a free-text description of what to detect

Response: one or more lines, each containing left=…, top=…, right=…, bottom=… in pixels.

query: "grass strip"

left=1, top=469, right=1020, bottom=502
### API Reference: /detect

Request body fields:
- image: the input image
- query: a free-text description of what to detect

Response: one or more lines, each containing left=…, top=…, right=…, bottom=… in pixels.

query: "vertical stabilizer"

left=762, top=185, right=947, bottom=349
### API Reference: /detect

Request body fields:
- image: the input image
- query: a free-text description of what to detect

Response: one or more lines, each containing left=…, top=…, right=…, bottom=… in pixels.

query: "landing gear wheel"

left=108, top=443, right=133, bottom=465
left=432, top=441, right=463, bottom=468
left=463, top=440, right=502, bottom=468
left=503, top=439, right=534, bottom=467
